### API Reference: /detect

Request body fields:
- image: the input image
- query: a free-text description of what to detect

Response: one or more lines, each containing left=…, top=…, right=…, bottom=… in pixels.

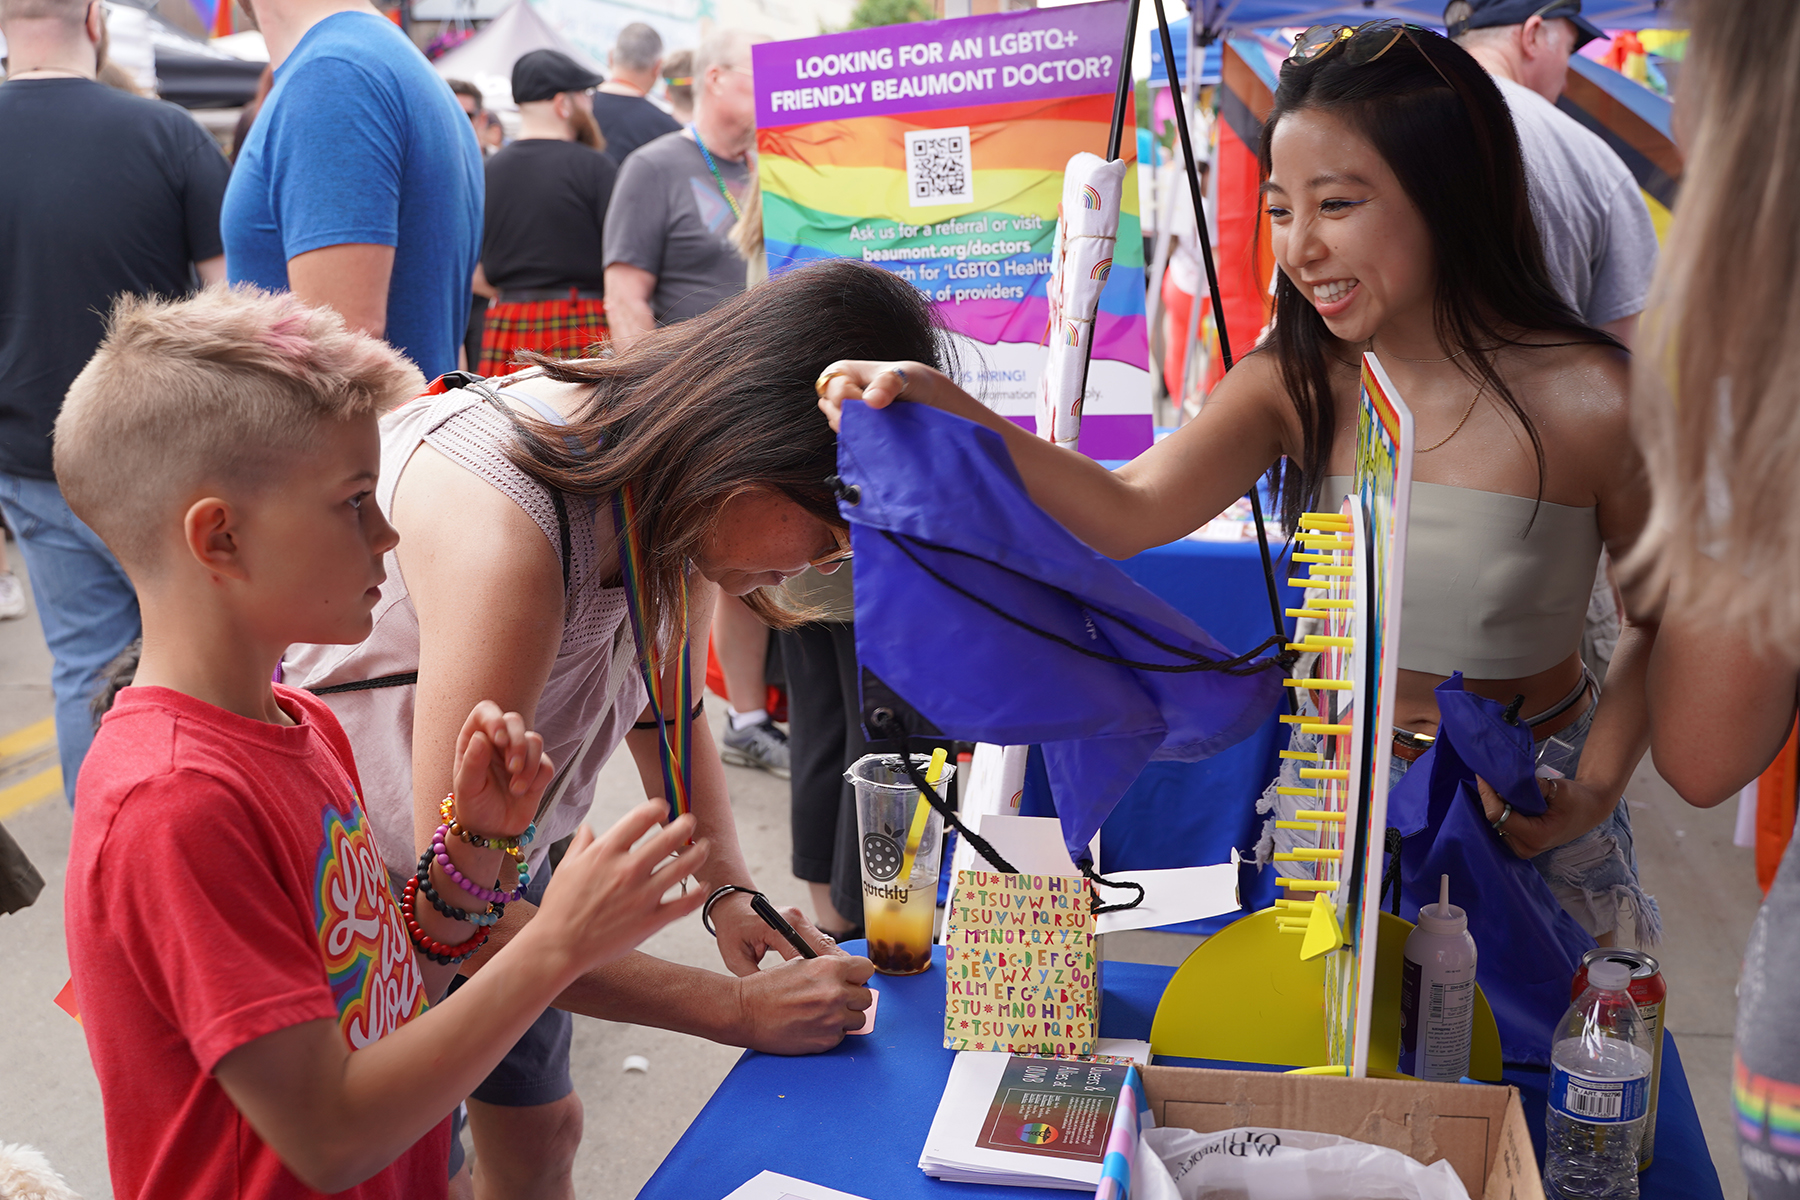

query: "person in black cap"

left=473, top=49, right=617, bottom=378
left=1445, top=0, right=1651, bottom=345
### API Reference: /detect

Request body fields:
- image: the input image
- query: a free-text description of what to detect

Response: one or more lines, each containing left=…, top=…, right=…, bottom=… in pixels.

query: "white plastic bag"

left=1132, top=1125, right=1472, bottom=1200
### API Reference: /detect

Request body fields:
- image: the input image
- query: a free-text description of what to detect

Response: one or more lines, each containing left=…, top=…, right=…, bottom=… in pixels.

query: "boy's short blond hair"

left=55, top=286, right=424, bottom=570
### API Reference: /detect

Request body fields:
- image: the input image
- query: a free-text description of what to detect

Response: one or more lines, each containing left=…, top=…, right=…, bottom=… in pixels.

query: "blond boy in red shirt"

left=56, top=287, right=709, bottom=1198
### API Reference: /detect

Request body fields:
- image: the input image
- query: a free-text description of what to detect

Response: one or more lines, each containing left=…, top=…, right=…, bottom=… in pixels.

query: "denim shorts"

left=444, top=859, right=574, bottom=1108
left=1257, top=675, right=1659, bottom=944
left=1387, top=687, right=1660, bottom=943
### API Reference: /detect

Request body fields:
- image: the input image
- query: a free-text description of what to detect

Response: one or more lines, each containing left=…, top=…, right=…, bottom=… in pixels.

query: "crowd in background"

left=17, top=2, right=1800, bottom=1199
left=0, top=4, right=872, bottom=1193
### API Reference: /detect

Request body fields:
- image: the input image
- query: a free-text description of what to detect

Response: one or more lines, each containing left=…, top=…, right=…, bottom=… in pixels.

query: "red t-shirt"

left=66, top=685, right=450, bottom=1199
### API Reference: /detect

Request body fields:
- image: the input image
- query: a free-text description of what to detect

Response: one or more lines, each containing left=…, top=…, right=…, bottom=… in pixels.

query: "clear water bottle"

left=1545, top=959, right=1655, bottom=1199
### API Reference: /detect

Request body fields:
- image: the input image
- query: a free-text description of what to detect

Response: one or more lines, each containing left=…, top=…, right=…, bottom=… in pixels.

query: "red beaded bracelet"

left=401, top=876, right=490, bottom=966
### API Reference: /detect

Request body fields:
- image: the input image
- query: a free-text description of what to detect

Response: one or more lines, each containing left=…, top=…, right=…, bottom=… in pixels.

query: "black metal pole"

left=1105, top=0, right=1142, bottom=161
left=1150, top=0, right=1291, bottom=655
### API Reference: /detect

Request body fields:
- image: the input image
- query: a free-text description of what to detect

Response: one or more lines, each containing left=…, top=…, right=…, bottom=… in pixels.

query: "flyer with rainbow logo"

left=752, top=0, right=1152, bottom=459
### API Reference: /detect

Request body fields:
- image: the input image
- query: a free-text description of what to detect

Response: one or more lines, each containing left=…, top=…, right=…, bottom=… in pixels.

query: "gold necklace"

left=1417, top=377, right=1486, bottom=453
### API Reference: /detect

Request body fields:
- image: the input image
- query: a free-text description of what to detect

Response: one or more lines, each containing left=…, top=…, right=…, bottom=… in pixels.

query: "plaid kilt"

left=478, top=296, right=608, bottom=375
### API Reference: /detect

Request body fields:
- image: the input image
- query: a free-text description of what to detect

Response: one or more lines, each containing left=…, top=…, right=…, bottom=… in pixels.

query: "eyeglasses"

left=1286, top=19, right=1458, bottom=91
left=808, top=526, right=853, bottom=569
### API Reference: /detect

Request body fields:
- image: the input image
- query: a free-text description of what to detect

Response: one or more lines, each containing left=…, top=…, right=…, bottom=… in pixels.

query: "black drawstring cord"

left=1382, top=827, right=1404, bottom=916
left=1081, top=860, right=1147, bottom=914
left=869, top=714, right=1145, bottom=914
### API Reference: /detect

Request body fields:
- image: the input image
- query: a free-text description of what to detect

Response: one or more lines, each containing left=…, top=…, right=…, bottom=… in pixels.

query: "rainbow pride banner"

left=753, top=0, right=1152, bottom=460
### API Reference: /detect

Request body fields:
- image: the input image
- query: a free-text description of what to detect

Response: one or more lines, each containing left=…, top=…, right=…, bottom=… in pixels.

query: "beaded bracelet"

left=401, top=876, right=490, bottom=965
left=432, top=823, right=529, bottom=904
left=439, top=793, right=535, bottom=861
left=413, top=848, right=504, bottom=927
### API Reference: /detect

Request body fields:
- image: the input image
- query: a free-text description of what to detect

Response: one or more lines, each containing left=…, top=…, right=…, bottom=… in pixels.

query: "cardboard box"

left=1139, top=1065, right=1545, bottom=1200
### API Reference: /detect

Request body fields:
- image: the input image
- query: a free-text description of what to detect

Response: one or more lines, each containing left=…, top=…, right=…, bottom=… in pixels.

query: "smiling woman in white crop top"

left=818, top=27, right=1658, bottom=942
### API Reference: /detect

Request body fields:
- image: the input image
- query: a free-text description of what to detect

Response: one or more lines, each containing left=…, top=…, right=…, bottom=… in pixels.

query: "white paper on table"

left=1094, top=858, right=1242, bottom=935
left=948, top=815, right=1237, bottom=934
left=720, top=1170, right=871, bottom=1200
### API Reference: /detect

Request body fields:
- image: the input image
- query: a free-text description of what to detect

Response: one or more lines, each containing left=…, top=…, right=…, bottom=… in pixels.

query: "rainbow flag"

left=753, top=0, right=1152, bottom=461
left=1559, top=54, right=1681, bottom=241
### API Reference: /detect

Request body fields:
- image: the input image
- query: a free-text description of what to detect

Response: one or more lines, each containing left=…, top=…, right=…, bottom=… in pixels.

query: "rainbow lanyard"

left=612, top=485, right=693, bottom=820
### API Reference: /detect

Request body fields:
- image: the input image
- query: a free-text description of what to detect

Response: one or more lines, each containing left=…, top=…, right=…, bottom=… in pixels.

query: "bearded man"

left=220, top=0, right=482, bottom=379
left=474, top=49, right=617, bottom=374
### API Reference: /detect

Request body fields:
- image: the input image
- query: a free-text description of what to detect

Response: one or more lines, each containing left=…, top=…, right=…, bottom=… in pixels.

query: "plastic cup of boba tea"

left=846, top=753, right=954, bottom=976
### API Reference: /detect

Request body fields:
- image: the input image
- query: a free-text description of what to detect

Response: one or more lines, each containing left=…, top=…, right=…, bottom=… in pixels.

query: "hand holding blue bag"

left=1386, top=674, right=1595, bottom=1065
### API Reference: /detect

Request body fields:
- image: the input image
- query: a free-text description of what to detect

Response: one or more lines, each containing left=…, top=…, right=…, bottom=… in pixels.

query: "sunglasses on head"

left=1286, top=19, right=1458, bottom=90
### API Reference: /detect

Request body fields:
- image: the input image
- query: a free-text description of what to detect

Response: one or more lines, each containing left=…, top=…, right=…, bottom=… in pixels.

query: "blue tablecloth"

left=1018, top=537, right=1301, bottom=932
left=637, top=947, right=1721, bottom=1200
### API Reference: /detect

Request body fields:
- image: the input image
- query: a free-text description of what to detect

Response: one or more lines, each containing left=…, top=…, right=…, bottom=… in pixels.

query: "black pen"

left=750, top=893, right=819, bottom=959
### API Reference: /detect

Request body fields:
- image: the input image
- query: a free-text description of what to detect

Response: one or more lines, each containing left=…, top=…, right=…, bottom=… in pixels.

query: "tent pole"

left=1105, top=0, right=1143, bottom=162
left=1150, top=0, right=1292, bottom=659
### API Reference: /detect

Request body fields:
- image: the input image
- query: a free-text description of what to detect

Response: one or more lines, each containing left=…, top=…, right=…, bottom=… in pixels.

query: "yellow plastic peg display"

left=1300, top=894, right=1345, bottom=960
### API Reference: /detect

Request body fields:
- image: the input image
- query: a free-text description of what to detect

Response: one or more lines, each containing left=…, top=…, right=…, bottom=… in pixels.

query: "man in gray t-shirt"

left=602, top=28, right=755, bottom=347
left=1451, top=0, right=1657, bottom=344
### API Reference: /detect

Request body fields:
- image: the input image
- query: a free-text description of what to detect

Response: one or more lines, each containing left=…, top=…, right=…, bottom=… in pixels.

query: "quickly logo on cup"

left=862, top=831, right=904, bottom=880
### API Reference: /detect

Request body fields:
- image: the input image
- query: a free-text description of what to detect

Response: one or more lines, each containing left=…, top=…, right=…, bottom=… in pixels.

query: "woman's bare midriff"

left=1394, top=649, right=1588, bottom=743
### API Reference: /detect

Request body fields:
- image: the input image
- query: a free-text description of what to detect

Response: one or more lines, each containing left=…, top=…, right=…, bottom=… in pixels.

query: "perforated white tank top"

left=283, top=381, right=645, bottom=883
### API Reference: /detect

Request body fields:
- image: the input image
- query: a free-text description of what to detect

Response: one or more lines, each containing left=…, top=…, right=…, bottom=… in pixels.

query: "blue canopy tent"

left=1148, top=19, right=1223, bottom=86
left=1181, top=0, right=1682, bottom=37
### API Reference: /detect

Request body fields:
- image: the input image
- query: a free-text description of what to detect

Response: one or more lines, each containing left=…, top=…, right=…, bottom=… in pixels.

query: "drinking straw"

left=898, top=748, right=949, bottom=883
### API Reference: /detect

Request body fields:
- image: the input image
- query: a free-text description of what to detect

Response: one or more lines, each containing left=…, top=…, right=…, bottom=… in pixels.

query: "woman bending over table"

left=286, top=259, right=944, bottom=1199
left=821, top=24, right=1658, bottom=946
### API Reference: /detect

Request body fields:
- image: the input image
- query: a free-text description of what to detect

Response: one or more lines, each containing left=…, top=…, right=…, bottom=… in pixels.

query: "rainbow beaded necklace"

left=612, top=485, right=694, bottom=820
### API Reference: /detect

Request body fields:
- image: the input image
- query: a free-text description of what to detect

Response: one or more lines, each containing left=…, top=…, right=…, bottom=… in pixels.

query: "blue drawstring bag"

left=835, top=400, right=1283, bottom=878
left=1387, top=674, right=1595, bottom=1064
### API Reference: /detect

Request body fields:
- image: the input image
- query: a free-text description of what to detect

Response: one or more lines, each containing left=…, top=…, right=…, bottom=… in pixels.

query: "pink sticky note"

left=848, top=988, right=879, bottom=1035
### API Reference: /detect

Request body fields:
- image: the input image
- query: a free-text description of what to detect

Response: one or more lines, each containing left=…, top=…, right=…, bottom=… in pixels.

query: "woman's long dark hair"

left=1257, top=27, right=1617, bottom=532
left=506, top=258, right=949, bottom=642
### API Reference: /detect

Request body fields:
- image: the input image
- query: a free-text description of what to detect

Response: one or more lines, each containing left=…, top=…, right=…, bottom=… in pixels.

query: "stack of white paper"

left=919, top=1042, right=1149, bottom=1190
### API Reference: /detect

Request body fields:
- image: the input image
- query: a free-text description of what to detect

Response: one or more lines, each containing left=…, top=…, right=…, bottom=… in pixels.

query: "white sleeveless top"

left=283, top=381, right=645, bottom=883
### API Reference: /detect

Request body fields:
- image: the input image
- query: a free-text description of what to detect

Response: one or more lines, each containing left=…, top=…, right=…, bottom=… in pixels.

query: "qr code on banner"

left=906, top=126, right=974, bottom=207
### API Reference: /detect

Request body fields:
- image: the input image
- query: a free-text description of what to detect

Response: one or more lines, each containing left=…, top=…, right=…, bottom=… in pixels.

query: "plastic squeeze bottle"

left=1545, top=959, right=1654, bottom=1199
left=1398, top=874, right=1478, bottom=1082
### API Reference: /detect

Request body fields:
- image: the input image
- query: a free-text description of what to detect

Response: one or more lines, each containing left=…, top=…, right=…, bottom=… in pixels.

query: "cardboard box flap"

left=1140, top=1065, right=1544, bottom=1200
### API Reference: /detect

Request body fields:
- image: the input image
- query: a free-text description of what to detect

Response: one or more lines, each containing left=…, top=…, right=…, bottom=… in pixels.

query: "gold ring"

left=814, top=367, right=850, bottom=398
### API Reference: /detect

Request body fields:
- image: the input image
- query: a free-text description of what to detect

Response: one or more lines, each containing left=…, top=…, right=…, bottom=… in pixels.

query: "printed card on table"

left=942, top=869, right=1097, bottom=1056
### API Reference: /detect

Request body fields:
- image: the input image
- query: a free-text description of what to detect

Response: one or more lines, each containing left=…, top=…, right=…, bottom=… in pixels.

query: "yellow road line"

left=0, top=717, right=54, bottom=762
left=0, top=766, right=62, bottom=820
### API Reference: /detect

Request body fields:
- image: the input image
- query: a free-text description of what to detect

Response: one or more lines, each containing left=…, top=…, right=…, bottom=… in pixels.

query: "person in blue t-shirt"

left=222, top=0, right=482, bottom=379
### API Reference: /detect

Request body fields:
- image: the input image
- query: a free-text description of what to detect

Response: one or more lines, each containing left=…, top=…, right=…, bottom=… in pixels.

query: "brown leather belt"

left=1392, top=728, right=1435, bottom=762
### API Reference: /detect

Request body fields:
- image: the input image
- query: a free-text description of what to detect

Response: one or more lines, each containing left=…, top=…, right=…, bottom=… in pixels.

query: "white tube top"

left=1321, top=476, right=1601, bottom=678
